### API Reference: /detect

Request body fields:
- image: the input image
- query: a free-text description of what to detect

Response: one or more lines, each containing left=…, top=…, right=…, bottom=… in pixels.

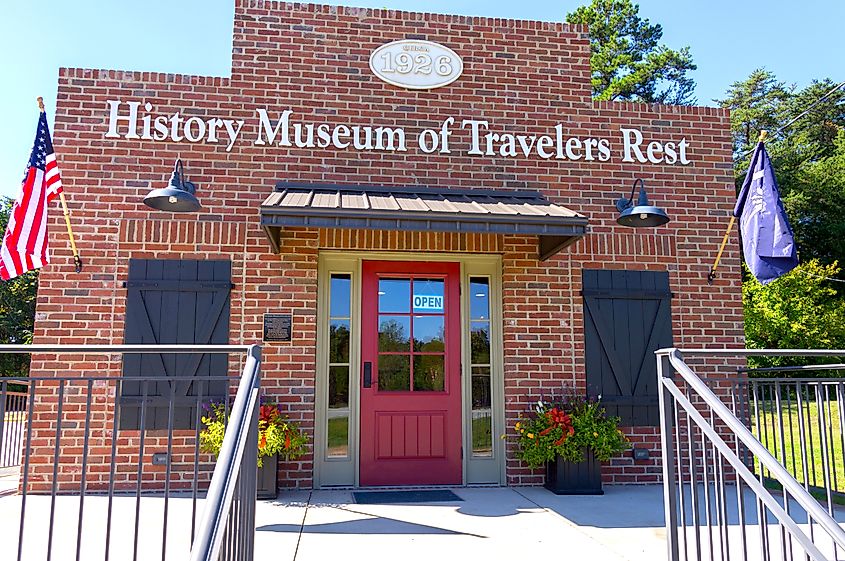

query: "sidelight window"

left=469, top=276, right=493, bottom=457
left=327, top=274, right=351, bottom=458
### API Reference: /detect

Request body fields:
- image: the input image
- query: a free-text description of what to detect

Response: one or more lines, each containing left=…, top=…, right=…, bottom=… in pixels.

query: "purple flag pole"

left=707, top=131, right=768, bottom=284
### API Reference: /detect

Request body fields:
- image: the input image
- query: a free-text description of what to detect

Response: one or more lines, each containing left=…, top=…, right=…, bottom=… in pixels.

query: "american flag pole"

left=37, top=97, right=82, bottom=273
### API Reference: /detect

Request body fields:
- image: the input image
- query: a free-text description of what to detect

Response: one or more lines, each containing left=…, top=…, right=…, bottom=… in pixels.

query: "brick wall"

left=29, top=1, right=743, bottom=490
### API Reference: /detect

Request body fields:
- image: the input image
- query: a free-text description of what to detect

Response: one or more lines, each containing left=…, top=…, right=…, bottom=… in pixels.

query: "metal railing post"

left=657, top=348, right=680, bottom=561
left=0, top=344, right=259, bottom=561
left=190, top=344, right=262, bottom=561
left=658, top=348, right=845, bottom=560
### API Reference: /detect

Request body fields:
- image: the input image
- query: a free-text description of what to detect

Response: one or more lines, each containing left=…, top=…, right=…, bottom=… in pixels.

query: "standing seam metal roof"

left=260, top=183, right=588, bottom=260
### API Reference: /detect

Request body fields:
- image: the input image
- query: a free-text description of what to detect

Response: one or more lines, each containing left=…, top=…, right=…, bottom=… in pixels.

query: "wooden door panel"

left=375, top=412, right=447, bottom=459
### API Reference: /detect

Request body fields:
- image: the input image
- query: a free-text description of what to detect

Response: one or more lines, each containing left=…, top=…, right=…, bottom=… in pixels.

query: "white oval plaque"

left=369, top=40, right=463, bottom=90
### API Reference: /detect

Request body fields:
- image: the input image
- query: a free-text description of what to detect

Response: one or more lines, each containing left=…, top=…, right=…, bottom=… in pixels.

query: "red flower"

left=259, top=404, right=281, bottom=424
left=543, top=407, right=575, bottom=445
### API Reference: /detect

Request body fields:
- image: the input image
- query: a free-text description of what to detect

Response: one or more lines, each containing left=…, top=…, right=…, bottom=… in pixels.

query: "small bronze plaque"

left=263, top=313, right=292, bottom=342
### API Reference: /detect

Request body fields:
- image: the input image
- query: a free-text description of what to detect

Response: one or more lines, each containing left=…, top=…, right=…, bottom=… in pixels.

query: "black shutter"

left=120, top=259, right=232, bottom=430
left=582, top=269, right=673, bottom=426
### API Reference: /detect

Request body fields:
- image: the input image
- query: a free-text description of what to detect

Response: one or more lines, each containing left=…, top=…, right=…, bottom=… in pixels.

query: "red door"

left=359, top=260, right=462, bottom=486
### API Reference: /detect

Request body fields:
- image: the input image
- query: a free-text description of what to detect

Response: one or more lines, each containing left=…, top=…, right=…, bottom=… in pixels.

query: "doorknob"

left=363, top=362, right=372, bottom=388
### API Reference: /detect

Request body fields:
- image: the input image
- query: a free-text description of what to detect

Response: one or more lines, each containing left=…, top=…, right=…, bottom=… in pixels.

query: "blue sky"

left=0, top=0, right=842, bottom=198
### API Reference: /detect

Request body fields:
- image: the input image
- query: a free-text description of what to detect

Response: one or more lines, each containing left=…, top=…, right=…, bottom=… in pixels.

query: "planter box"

left=257, top=454, right=278, bottom=500
left=544, top=449, right=604, bottom=495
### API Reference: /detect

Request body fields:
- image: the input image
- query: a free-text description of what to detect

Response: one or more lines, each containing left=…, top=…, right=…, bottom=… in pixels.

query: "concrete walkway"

left=1, top=485, right=668, bottom=560
left=258, top=486, right=667, bottom=561
left=7, top=484, right=842, bottom=560
left=0, top=465, right=19, bottom=496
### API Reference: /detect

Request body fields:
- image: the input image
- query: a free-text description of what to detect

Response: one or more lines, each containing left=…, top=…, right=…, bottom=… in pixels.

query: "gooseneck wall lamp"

left=615, top=178, right=670, bottom=228
left=143, top=159, right=202, bottom=213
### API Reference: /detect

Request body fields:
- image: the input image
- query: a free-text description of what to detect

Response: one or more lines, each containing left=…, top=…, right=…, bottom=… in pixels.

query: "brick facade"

left=29, top=1, right=743, bottom=490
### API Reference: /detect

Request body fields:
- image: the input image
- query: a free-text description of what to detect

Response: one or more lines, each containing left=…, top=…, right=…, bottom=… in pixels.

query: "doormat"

left=353, top=490, right=463, bottom=504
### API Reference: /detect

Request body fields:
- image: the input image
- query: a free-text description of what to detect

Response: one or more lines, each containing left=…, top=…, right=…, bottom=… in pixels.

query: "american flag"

left=0, top=112, right=64, bottom=280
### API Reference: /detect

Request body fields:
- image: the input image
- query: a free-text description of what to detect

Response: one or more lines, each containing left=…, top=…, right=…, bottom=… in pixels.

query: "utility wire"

left=777, top=80, right=845, bottom=134
left=777, top=80, right=845, bottom=285
left=728, top=80, right=845, bottom=286
left=735, top=79, right=845, bottom=159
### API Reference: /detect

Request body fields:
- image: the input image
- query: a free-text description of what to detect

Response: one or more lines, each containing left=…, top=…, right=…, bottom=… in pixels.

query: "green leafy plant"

left=200, top=400, right=307, bottom=467
left=512, top=395, right=629, bottom=469
left=743, top=259, right=845, bottom=369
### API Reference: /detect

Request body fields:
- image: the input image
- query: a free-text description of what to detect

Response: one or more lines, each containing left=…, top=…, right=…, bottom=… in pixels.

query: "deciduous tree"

left=743, top=260, right=845, bottom=368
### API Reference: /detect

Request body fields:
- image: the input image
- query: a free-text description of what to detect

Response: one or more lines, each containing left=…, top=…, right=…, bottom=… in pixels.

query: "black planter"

left=257, top=454, right=278, bottom=500
left=544, top=449, right=604, bottom=495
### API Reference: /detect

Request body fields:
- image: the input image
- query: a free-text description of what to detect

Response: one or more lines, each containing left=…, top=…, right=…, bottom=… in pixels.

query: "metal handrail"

left=734, top=375, right=845, bottom=382
left=0, top=344, right=253, bottom=353
left=657, top=347, right=845, bottom=559
left=0, top=344, right=260, bottom=560
left=189, top=345, right=261, bottom=561
left=739, top=364, right=845, bottom=374
left=660, top=348, right=845, bottom=357
left=662, top=379, right=830, bottom=559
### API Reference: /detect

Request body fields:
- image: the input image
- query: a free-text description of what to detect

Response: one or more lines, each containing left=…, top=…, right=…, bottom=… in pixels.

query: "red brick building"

left=30, top=1, right=743, bottom=490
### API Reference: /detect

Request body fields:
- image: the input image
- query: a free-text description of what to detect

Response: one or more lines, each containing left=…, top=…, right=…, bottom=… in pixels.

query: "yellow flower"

left=515, top=422, right=521, bottom=430
left=527, top=433, right=535, bottom=439
left=593, top=432, right=598, bottom=438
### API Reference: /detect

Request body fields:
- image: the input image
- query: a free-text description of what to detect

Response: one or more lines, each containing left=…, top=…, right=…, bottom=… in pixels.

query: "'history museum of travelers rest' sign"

left=104, top=100, right=694, bottom=165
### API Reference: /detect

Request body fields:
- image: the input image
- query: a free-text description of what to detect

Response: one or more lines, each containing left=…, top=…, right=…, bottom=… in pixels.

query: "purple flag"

left=733, top=142, right=799, bottom=284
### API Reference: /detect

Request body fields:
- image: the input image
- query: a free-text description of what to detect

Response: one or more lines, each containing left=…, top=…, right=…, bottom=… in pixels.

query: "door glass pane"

left=328, top=365, right=349, bottom=458
left=470, top=278, right=490, bottom=320
left=412, top=278, right=445, bottom=313
left=471, top=367, right=491, bottom=408
left=328, top=365, right=349, bottom=408
left=327, top=413, right=349, bottom=457
left=378, top=279, right=410, bottom=313
left=329, top=320, right=350, bottom=363
left=413, top=354, right=445, bottom=391
left=378, top=315, right=410, bottom=352
left=378, top=354, right=410, bottom=391
left=330, top=274, right=351, bottom=317
left=471, top=366, right=492, bottom=457
left=470, top=321, right=490, bottom=365
left=413, top=315, right=445, bottom=353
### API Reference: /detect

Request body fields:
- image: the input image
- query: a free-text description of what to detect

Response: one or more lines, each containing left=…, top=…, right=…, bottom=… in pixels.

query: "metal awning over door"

left=259, top=183, right=589, bottom=260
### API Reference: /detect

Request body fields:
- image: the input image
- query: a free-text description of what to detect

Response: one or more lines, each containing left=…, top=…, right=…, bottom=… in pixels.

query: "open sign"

left=413, top=295, right=443, bottom=311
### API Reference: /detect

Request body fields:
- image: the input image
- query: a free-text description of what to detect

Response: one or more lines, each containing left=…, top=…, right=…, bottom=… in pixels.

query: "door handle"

left=363, top=362, right=372, bottom=388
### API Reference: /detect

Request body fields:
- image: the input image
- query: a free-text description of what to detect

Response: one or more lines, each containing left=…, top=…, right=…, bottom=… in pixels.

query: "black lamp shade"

left=144, top=160, right=201, bottom=213
left=615, top=180, right=670, bottom=228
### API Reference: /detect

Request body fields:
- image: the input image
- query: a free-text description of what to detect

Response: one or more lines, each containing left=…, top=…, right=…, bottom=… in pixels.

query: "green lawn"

left=754, top=399, right=845, bottom=495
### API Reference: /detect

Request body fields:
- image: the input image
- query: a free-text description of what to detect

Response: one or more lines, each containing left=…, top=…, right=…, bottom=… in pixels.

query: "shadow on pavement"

left=258, top=506, right=487, bottom=537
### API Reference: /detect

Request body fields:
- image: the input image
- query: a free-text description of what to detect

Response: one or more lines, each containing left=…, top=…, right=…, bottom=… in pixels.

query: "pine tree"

left=566, top=0, right=697, bottom=105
